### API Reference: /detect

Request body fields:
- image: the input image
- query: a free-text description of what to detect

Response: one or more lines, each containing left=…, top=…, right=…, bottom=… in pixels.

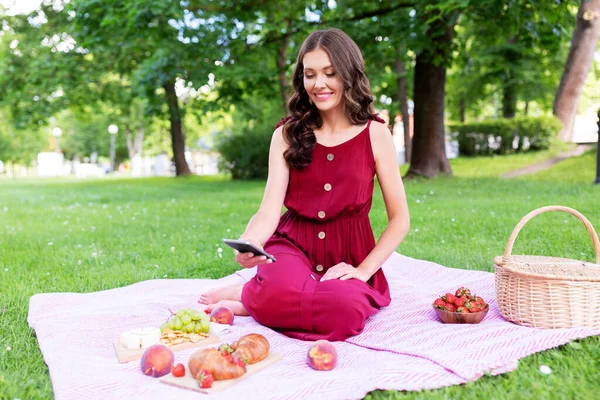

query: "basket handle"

left=503, top=205, right=600, bottom=264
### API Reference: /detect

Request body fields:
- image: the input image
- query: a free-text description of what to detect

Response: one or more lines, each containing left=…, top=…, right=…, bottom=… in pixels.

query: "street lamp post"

left=52, top=127, right=62, bottom=153
left=595, top=109, right=600, bottom=184
left=108, top=124, right=118, bottom=172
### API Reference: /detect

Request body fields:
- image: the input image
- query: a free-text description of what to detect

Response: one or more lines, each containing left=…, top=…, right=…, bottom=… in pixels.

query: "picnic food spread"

left=188, top=333, right=270, bottom=387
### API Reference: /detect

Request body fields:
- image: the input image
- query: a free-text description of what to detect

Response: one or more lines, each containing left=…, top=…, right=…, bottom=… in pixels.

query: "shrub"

left=447, top=116, right=561, bottom=156
left=216, top=123, right=273, bottom=180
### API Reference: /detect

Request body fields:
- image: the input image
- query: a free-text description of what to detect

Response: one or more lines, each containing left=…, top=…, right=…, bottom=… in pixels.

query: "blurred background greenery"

left=0, top=0, right=598, bottom=179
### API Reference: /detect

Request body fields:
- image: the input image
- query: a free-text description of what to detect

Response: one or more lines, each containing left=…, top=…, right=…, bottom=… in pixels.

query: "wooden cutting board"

left=113, top=330, right=222, bottom=363
left=160, top=352, right=283, bottom=394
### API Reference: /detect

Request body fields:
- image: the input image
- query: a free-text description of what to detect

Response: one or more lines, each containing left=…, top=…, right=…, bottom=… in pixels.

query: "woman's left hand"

left=320, top=262, right=370, bottom=282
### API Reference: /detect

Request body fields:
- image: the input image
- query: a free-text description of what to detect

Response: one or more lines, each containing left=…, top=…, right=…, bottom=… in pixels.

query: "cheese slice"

left=119, top=327, right=161, bottom=350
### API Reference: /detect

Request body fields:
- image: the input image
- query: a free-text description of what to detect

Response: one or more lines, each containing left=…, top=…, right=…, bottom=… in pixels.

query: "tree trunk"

left=524, top=100, right=529, bottom=116
left=405, top=14, right=454, bottom=178
left=276, top=20, right=292, bottom=114
left=554, top=0, right=600, bottom=142
left=163, top=81, right=191, bottom=176
left=459, top=97, right=465, bottom=123
left=135, top=127, right=144, bottom=156
left=502, top=70, right=517, bottom=118
left=395, top=54, right=411, bottom=163
left=126, top=125, right=145, bottom=160
left=502, top=36, right=518, bottom=119
left=125, top=125, right=134, bottom=160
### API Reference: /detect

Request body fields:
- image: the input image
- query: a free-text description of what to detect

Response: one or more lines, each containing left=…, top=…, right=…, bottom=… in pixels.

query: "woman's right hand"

left=235, top=237, right=273, bottom=269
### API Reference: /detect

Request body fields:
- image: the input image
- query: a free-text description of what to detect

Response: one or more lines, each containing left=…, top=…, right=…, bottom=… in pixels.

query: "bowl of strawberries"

left=432, top=287, right=489, bottom=324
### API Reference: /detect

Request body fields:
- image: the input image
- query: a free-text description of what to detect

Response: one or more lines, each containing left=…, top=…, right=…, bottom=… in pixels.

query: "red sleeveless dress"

left=241, top=117, right=392, bottom=341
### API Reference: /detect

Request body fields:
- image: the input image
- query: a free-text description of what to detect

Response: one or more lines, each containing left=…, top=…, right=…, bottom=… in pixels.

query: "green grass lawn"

left=1, top=148, right=599, bottom=399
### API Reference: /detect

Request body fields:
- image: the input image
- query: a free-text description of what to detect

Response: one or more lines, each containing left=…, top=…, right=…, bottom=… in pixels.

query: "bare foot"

left=198, top=283, right=243, bottom=305
left=205, top=300, right=249, bottom=316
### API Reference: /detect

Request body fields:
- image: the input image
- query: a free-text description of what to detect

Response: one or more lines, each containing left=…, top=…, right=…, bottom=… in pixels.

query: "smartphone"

left=221, top=239, right=277, bottom=262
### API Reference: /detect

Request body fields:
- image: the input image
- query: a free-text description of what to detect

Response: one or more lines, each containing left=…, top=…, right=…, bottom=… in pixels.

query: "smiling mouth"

left=314, top=93, right=333, bottom=101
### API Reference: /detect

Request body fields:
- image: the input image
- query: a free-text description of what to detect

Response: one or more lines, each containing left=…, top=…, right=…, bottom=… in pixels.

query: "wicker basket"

left=494, top=205, right=600, bottom=329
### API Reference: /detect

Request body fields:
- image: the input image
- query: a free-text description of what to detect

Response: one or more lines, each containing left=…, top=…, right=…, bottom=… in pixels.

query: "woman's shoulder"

left=368, top=115, right=393, bottom=148
left=369, top=115, right=391, bottom=135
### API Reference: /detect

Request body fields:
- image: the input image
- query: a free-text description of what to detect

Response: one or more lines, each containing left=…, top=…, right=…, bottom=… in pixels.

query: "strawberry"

left=456, top=306, right=469, bottom=313
left=444, top=293, right=457, bottom=304
left=224, top=354, right=234, bottom=363
left=469, top=303, right=481, bottom=313
left=464, top=300, right=477, bottom=312
left=197, top=369, right=213, bottom=389
left=433, top=298, right=446, bottom=309
left=455, top=287, right=472, bottom=298
left=232, top=355, right=248, bottom=369
left=445, top=303, right=456, bottom=312
left=454, top=297, right=466, bottom=307
left=204, top=308, right=211, bottom=314
left=171, top=363, right=185, bottom=378
left=473, top=296, right=486, bottom=306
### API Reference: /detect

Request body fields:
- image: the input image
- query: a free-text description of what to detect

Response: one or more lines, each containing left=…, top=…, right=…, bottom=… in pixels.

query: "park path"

left=501, top=144, right=593, bottom=178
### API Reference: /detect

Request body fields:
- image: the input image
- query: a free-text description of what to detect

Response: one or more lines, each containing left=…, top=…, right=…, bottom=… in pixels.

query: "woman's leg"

left=198, top=283, right=243, bottom=305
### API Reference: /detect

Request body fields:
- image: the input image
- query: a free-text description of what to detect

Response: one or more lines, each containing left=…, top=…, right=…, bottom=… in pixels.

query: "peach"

left=307, top=340, right=337, bottom=371
left=210, top=306, right=234, bottom=325
left=140, top=344, right=174, bottom=378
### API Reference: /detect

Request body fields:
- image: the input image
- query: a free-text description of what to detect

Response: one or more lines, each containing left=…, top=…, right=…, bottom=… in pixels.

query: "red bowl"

left=433, top=304, right=489, bottom=324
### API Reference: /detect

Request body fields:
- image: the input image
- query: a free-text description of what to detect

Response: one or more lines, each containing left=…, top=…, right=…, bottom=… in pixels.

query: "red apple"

left=140, top=344, right=174, bottom=378
left=210, top=306, right=234, bottom=325
left=307, top=340, right=337, bottom=371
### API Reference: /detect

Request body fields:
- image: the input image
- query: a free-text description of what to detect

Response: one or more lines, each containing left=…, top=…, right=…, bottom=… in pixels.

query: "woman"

left=200, top=28, right=410, bottom=341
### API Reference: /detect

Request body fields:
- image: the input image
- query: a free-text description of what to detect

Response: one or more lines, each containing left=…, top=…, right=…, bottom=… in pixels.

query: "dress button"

left=318, top=231, right=326, bottom=239
left=324, top=183, right=332, bottom=191
left=327, top=153, right=334, bottom=161
left=316, top=264, right=324, bottom=272
left=318, top=211, right=326, bottom=219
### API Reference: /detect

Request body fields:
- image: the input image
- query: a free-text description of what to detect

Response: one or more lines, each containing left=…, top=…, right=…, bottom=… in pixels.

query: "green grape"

left=181, top=314, right=192, bottom=325
left=200, top=319, right=210, bottom=333
left=189, top=310, right=201, bottom=321
left=199, top=312, right=209, bottom=322
left=172, top=317, right=183, bottom=330
left=176, top=310, right=186, bottom=318
left=160, top=323, right=167, bottom=333
left=167, top=320, right=175, bottom=330
left=183, top=323, right=195, bottom=333
left=194, top=322, right=203, bottom=334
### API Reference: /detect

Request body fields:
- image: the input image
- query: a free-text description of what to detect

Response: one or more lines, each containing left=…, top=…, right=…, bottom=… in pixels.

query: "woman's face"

left=302, top=48, right=344, bottom=112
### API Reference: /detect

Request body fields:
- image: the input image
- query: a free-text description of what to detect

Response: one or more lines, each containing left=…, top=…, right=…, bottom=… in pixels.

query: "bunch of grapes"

left=161, top=308, right=210, bottom=334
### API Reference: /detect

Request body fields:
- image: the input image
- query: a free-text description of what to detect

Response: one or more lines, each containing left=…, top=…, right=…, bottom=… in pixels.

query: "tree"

left=0, top=1, right=155, bottom=164
left=405, top=3, right=459, bottom=178
left=69, top=0, right=235, bottom=175
left=0, top=108, right=46, bottom=167
left=554, top=0, right=600, bottom=141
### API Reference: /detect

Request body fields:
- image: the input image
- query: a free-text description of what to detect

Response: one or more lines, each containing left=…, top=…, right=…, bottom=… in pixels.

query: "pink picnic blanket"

left=28, top=253, right=598, bottom=400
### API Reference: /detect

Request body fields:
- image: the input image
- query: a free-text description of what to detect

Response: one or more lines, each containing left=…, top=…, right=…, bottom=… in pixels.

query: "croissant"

left=231, top=333, right=270, bottom=365
left=188, top=334, right=270, bottom=381
left=188, top=348, right=246, bottom=380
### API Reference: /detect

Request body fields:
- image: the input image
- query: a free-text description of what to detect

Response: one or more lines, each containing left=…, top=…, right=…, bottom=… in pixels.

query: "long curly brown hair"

left=283, top=28, right=378, bottom=170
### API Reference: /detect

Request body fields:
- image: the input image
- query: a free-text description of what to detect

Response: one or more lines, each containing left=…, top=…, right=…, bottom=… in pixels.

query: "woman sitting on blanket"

left=200, top=28, right=410, bottom=341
